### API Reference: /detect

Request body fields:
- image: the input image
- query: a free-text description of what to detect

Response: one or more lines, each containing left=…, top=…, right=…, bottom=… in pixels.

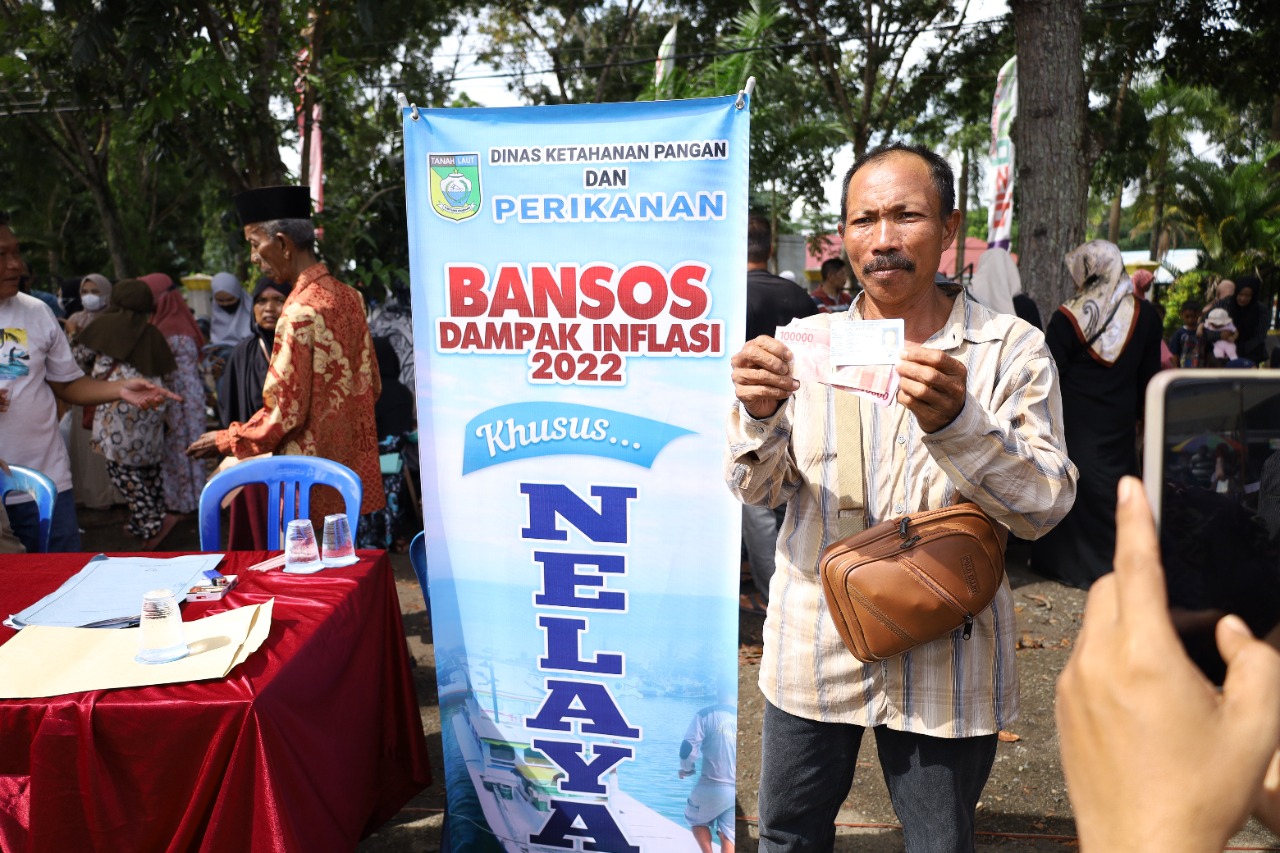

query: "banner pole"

left=735, top=76, right=757, bottom=109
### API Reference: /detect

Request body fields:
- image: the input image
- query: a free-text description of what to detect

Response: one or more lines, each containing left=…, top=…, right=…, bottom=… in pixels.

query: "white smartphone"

left=1143, top=369, right=1280, bottom=683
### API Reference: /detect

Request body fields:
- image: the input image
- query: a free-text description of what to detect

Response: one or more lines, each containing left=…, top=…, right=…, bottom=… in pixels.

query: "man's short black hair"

left=1180, top=298, right=1203, bottom=314
left=747, top=214, right=772, bottom=264
left=820, top=257, right=845, bottom=280
left=839, top=142, right=955, bottom=225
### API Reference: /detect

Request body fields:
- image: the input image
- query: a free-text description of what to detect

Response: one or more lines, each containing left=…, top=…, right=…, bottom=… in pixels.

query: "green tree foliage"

left=1174, top=145, right=1280, bottom=277
left=1159, top=0, right=1280, bottom=154
left=0, top=0, right=456, bottom=290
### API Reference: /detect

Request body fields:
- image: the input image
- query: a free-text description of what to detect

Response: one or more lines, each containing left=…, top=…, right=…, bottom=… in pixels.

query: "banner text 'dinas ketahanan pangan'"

left=435, top=261, right=724, bottom=386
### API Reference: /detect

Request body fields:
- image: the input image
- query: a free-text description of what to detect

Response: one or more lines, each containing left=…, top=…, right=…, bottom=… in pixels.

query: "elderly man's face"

left=838, top=152, right=959, bottom=307
left=244, top=225, right=290, bottom=283
left=0, top=226, right=24, bottom=302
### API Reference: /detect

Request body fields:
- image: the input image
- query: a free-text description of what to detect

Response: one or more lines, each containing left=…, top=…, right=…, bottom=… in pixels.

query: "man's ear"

left=940, top=209, right=961, bottom=251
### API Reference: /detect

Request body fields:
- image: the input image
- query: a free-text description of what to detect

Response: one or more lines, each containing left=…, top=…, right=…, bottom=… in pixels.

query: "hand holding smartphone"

left=1144, top=370, right=1280, bottom=683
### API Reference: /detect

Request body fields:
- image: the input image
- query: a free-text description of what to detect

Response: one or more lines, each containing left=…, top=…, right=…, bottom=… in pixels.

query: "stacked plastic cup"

left=321, top=514, right=359, bottom=567
left=135, top=589, right=189, bottom=664
left=282, top=519, right=324, bottom=574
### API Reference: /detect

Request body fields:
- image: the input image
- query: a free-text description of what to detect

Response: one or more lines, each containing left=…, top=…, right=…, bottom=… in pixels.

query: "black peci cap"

left=233, top=185, right=312, bottom=227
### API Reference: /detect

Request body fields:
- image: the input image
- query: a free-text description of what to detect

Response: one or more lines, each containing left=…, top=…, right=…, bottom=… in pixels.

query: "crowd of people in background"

left=0, top=193, right=421, bottom=557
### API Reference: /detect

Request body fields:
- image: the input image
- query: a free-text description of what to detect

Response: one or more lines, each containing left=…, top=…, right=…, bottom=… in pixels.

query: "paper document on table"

left=0, top=599, right=273, bottom=699
left=5, top=554, right=225, bottom=630
left=775, top=321, right=899, bottom=407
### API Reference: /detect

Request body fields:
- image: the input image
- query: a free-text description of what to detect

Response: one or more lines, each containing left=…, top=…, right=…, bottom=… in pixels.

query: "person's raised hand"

left=1056, top=476, right=1280, bottom=853
left=894, top=346, right=966, bottom=433
left=731, top=336, right=798, bottom=421
left=119, top=378, right=181, bottom=411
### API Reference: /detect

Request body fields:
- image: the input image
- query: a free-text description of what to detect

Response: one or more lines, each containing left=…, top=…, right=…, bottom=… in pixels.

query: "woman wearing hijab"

left=1212, top=276, right=1267, bottom=365
left=967, top=247, right=1042, bottom=330
left=214, top=279, right=291, bottom=549
left=64, top=274, right=112, bottom=341
left=63, top=273, right=123, bottom=509
left=74, top=280, right=176, bottom=547
left=142, top=272, right=207, bottom=527
left=1029, top=240, right=1162, bottom=589
left=209, top=271, right=254, bottom=347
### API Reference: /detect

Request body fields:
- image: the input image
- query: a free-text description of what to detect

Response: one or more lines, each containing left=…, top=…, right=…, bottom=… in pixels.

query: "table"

left=0, top=551, right=432, bottom=853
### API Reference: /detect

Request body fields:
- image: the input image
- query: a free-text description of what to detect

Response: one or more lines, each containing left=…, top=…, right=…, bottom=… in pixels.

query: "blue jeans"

left=6, top=489, right=81, bottom=553
left=758, top=699, right=997, bottom=853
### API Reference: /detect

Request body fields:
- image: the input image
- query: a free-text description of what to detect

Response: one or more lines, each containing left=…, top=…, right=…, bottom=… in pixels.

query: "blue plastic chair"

left=198, top=456, right=363, bottom=550
left=409, top=530, right=428, bottom=608
left=0, top=465, right=57, bottom=553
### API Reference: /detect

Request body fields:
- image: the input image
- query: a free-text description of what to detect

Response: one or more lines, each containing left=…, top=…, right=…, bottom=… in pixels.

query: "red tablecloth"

left=0, top=551, right=431, bottom=853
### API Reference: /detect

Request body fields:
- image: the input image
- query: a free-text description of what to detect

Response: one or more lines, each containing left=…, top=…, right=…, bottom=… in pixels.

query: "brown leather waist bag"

left=819, top=503, right=1006, bottom=663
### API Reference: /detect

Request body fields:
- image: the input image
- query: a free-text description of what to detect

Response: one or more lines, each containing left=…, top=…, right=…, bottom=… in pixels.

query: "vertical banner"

left=655, top=22, right=678, bottom=98
left=403, top=97, right=748, bottom=852
left=987, top=55, right=1017, bottom=249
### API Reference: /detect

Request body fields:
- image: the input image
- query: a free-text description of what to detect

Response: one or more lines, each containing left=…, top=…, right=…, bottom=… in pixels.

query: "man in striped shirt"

left=726, top=142, right=1077, bottom=853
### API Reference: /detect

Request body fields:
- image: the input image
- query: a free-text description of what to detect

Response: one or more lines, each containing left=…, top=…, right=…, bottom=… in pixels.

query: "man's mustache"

left=863, top=253, right=915, bottom=275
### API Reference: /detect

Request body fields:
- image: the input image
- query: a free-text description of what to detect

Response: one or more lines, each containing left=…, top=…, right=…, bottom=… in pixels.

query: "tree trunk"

left=1107, top=67, right=1133, bottom=244
left=246, top=0, right=287, bottom=188
left=956, top=145, right=970, bottom=279
left=32, top=114, right=135, bottom=278
left=1149, top=156, right=1166, bottom=261
left=1010, top=0, right=1089, bottom=316
left=299, top=9, right=324, bottom=186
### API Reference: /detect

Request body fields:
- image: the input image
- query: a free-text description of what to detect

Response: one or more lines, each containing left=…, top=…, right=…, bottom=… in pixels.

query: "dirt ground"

left=75, top=506, right=1280, bottom=852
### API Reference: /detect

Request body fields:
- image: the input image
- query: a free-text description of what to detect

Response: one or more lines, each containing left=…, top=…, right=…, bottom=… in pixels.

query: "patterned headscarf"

left=141, top=272, right=204, bottom=346
left=1058, top=240, right=1137, bottom=366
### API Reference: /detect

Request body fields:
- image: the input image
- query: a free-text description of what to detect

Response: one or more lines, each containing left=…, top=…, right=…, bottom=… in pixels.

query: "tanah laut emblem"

left=428, top=153, right=482, bottom=222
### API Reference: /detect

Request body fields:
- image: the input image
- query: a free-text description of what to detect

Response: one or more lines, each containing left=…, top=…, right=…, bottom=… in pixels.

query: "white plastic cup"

left=282, top=518, right=324, bottom=574
left=135, top=589, right=189, bottom=664
left=321, top=513, right=358, bottom=567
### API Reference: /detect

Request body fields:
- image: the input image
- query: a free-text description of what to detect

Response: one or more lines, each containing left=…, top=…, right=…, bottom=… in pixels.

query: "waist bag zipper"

left=895, top=524, right=976, bottom=641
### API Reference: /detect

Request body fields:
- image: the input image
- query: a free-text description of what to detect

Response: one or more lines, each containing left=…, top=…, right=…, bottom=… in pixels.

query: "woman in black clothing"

left=216, top=280, right=291, bottom=549
left=1212, top=276, right=1267, bottom=365
left=1030, top=240, right=1163, bottom=589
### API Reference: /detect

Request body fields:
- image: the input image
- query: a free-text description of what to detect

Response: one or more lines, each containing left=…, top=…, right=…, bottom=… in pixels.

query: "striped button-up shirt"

left=726, top=287, right=1077, bottom=737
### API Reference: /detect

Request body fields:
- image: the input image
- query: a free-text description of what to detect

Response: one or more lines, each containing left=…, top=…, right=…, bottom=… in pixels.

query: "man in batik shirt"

left=188, top=186, right=386, bottom=527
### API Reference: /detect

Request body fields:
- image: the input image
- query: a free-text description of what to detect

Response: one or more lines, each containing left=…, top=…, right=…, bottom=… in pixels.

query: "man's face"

left=838, top=152, right=959, bottom=306
left=244, top=225, right=289, bottom=282
left=253, top=287, right=287, bottom=332
left=825, top=266, right=847, bottom=291
left=0, top=226, right=24, bottom=301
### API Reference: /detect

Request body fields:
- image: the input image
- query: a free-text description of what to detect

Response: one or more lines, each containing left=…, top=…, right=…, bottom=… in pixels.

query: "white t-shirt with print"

left=0, top=292, right=85, bottom=498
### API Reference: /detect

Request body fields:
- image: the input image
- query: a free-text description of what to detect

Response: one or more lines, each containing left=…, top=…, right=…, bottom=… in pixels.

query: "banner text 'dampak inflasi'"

left=404, top=97, right=748, bottom=852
